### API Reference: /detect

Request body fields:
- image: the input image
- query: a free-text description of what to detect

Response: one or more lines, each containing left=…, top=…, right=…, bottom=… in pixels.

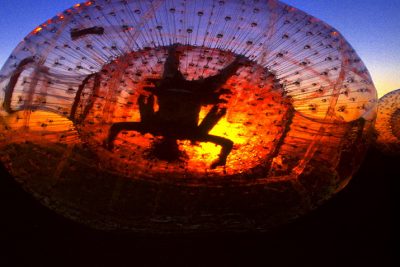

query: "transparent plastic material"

left=0, top=0, right=377, bottom=232
left=375, top=89, right=400, bottom=154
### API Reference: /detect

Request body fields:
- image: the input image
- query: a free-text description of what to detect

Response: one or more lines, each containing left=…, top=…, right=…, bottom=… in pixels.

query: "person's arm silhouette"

left=162, top=43, right=184, bottom=80
left=201, top=54, right=248, bottom=89
left=138, top=94, right=155, bottom=123
left=144, top=43, right=184, bottom=94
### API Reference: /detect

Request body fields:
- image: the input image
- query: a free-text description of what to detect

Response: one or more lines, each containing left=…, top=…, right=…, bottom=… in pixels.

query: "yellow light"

left=32, top=27, right=43, bottom=34
left=4, top=111, right=73, bottom=132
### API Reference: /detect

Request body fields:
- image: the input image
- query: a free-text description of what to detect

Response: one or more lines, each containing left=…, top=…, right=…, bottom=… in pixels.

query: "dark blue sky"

left=0, top=0, right=399, bottom=96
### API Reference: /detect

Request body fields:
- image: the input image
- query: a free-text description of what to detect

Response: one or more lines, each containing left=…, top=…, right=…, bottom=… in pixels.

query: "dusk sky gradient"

left=0, top=0, right=399, bottom=97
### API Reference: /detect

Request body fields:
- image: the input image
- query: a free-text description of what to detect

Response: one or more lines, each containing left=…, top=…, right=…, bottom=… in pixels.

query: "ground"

left=0, top=146, right=395, bottom=266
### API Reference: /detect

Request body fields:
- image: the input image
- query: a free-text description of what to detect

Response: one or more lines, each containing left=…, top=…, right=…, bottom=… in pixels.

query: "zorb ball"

left=0, top=0, right=377, bottom=232
left=374, top=89, right=400, bottom=154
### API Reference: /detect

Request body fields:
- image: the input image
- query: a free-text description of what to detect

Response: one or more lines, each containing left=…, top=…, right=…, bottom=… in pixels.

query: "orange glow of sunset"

left=1, top=111, right=79, bottom=144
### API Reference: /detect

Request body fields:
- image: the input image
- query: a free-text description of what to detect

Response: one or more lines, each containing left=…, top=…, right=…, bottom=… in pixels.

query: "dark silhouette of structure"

left=104, top=44, right=248, bottom=168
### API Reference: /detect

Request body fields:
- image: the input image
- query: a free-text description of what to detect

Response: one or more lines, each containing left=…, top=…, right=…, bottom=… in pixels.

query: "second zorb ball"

left=375, top=89, right=400, bottom=154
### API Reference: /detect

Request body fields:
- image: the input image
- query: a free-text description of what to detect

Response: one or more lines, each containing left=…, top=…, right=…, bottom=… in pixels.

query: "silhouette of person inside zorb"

left=105, top=44, right=248, bottom=169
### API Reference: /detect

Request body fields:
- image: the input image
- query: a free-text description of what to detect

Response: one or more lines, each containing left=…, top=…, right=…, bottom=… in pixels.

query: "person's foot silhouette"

left=210, top=157, right=227, bottom=169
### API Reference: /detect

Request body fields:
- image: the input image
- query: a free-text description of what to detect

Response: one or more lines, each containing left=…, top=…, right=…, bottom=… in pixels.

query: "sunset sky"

left=0, top=0, right=399, bottom=97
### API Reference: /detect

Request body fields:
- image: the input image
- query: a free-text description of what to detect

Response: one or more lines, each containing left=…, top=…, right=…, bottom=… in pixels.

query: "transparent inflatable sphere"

left=375, top=89, right=400, bottom=154
left=0, top=0, right=377, bottom=232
